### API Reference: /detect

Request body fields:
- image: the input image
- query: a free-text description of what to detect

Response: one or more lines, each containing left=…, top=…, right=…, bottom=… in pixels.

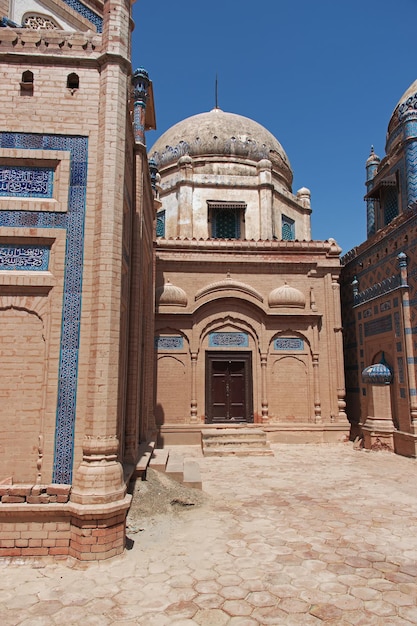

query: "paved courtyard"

left=1, top=443, right=417, bottom=625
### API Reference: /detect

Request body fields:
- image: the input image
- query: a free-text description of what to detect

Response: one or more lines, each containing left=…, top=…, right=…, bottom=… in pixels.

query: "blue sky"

left=131, top=0, right=417, bottom=254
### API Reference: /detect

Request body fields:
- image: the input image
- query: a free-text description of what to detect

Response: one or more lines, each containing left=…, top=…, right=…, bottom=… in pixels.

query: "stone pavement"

left=1, top=443, right=417, bottom=625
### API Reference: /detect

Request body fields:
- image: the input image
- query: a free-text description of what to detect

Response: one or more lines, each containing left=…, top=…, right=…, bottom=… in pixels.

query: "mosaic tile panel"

left=155, top=336, right=183, bottom=350
left=156, top=210, right=165, bottom=237
left=394, top=311, right=401, bottom=338
left=0, top=244, right=50, bottom=270
left=0, top=132, right=88, bottom=484
left=398, top=357, right=405, bottom=384
left=405, top=138, right=417, bottom=206
left=209, top=332, right=249, bottom=347
left=0, top=166, right=53, bottom=198
left=364, top=315, right=392, bottom=337
left=274, top=337, right=304, bottom=351
left=61, top=0, right=103, bottom=32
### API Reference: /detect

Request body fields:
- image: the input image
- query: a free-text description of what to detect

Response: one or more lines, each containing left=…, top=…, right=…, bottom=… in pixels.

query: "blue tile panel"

left=209, top=332, right=249, bottom=348
left=0, top=165, right=54, bottom=197
left=274, top=338, right=304, bottom=351
left=155, top=336, right=183, bottom=350
left=156, top=210, right=165, bottom=237
left=61, top=0, right=103, bottom=33
left=364, top=315, right=392, bottom=338
left=0, top=244, right=50, bottom=270
left=0, top=132, right=88, bottom=484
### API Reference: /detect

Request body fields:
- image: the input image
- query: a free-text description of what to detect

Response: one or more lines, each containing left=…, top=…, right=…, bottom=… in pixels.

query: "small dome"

left=156, top=280, right=187, bottom=307
left=366, top=146, right=380, bottom=166
left=362, top=361, right=392, bottom=385
left=149, top=108, right=293, bottom=189
left=269, top=282, right=306, bottom=308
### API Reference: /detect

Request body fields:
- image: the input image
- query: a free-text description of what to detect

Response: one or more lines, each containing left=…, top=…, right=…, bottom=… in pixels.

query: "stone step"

left=202, top=427, right=265, bottom=440
left=183, top=460, right=202, bottom=490
left=203, top=436, right=270, bottom=447
left=165, top=454, right=184, bottom=483
left=203, top=447, right=274, bottom=457
left=134, top=440, right=156, bottom=479
left=201, top=428, right=273, bottom=457
left=149, top=448, right=170, bottom=472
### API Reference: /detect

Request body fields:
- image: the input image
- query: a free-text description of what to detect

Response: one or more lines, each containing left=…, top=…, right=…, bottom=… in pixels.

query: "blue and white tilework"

left=61, top=0, right=103, bottom=33
left=209, top=332, right=249, bottom=347
left=0, top=132, right=88, bottom=484
left=0, top=165, right=54, bottom=198
left=155, top=336, right=183, bottom=350
left=274, top=338, right=304, bottom=351
left=0, top=244, right=50, bottom=270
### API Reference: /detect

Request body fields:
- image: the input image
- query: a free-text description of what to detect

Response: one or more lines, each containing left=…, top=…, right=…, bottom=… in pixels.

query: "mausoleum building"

left=341, top=79, right=417, bottom=457
left=151, top=108, right=349, bottom=445
left=0, top=0, right=157, bottom=559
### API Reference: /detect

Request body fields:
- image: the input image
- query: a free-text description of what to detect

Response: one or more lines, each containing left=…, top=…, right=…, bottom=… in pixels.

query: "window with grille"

left=156, top=210, right=165, bottom=237
left=282, top=215, right=295, bottom=240
left=208, top=201, right=245, bottom=239
left=383, top=186, right=399, bottom=226
left=23, top=13, right=61, bottom=29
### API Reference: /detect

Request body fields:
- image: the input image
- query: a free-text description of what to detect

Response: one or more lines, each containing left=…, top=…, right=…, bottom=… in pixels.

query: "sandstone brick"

left=2, top=495, right=25, bottom=503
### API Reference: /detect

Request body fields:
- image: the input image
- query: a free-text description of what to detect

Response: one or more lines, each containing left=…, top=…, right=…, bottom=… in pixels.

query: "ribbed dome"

left=156, top=280, right=187, bottom=307
left=362, top=362, right=392, bottom=385
left=269, top=283, right=306, bottom=308
left=149, top=108, right=292, bottom=188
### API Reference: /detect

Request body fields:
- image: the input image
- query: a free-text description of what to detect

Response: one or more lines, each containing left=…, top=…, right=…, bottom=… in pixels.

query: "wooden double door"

left=205, top=352, right=253, bottom=424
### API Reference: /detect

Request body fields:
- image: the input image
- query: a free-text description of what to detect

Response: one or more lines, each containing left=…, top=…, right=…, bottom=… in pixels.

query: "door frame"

left=205, top=351, right=253, bottom=424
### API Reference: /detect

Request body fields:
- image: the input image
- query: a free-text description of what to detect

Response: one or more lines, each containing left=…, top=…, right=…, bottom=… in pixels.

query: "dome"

left=362, top=362, right=392, bottom=385
left=269, top=282, right=306, bottom=308
left=156, top=280, right=187, bottom=307
left=149, top=108, right=293, bottom=188
left=388, top=79, right=417, bottom=136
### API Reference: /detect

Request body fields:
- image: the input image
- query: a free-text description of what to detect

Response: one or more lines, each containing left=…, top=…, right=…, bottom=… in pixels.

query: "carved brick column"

left=190, top=352, right=198, bottom=422
left=260, top=353, right=269, bottom=422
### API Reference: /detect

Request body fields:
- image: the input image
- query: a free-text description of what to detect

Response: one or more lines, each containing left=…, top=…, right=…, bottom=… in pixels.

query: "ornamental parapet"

left=353, top=274, right=402, bottom=306
left=0, top=28, right=101, bottom=57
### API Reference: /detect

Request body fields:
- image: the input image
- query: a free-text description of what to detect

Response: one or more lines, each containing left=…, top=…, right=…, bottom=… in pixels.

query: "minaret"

left=398, top=100, right=417, bottom=208
left=132, top=67, right=150, bottom=145
left=365, top=146, right=380, bottom=237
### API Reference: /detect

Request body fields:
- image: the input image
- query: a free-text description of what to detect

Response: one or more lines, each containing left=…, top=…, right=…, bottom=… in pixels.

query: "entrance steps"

left=201, top=427, right=274, bottom=456
left=135, top=445, right=202, bottom=490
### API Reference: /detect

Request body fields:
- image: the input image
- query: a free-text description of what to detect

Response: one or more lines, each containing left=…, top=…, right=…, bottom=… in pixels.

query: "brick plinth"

left=69, top=513, right=126, bottom=561
left=0, top=496, right=131, bottom=560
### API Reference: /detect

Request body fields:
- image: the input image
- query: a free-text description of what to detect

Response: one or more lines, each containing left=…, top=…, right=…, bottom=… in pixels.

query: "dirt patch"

left=126, top=467, right=207, bottom=533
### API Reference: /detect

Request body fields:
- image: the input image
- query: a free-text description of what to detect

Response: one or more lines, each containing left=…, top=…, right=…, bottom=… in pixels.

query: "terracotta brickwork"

left=0, top=0, right=156, bottom=559
left=151, top=111, right=348, bottom=444
left=341, top=79, right=417, bottom=457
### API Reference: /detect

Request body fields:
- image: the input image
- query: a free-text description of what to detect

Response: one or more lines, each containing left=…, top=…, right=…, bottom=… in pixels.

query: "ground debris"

left=127, top=467, right=206, bottom=528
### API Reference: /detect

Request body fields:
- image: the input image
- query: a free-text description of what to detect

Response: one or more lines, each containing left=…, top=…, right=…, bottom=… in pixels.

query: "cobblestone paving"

left=1, top=443, right=417, bottom=625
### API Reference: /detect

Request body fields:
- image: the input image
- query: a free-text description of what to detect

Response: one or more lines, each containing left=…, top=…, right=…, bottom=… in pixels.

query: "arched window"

left=67, top=73, right=80, bottom=92
left=20, top=70, right=34, bottom=96
left=282, top=215, right=295, bottom=241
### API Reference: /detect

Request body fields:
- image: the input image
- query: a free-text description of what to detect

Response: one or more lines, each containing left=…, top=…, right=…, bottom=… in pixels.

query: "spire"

left=215, top=74, right=219, bottom=110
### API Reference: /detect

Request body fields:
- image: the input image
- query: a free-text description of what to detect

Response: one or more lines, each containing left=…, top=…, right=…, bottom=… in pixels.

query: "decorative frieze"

left=364, top=315, right=393, bottom=337
left=155, top=336, right=184, bottom=350
left=0, top=244, right=50, bottom=270
left=208, top=332, right=249, bottom=348
left=0, top=132, right=88, bottom=484
left=0, top=165, right=54, bottom=198
left=274, top=337, right=304, bottom=351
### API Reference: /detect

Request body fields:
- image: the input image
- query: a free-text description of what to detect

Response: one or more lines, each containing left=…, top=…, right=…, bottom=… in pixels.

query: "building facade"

left=341, top=80, right=417, bottom=457
left=151, top=108, right=349, bottom=445
left=0, top=0, right=157, bottom=559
